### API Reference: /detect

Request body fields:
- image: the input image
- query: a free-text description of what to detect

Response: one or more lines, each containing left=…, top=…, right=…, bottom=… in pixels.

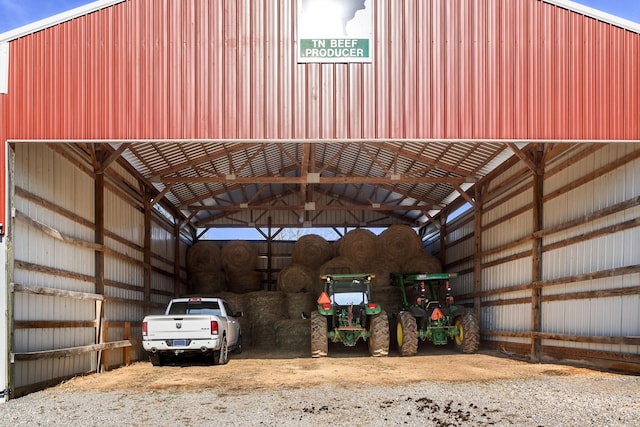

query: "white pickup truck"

left=142, top=297, right=243, bottom=366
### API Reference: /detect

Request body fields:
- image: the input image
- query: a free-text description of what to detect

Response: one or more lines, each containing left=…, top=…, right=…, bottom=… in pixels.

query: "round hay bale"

left=277, top=264, right=317, bottom=293
left=221, top=240, right=258, bottom=272
left=275, top=319, right=310, bottom=353
left=285, top=292, right=318, bottom=319
left=292, top=234, right=333, bottom=270
left=226, top=270, right=263, bottom=294
left=251, top=323, right=275, bottom=349
left=187, top=241, right=222, bottom=272
left=368, top=257, right=401, bottom=287
left=245, top=291, right=287, bottom=325
left=318, top=256, right=361, bottom=275
left=188, top=271, right=227, bottom=294
left=379, top=225, right=423, bottom=264
left=337, top=229, right=379, bottom=268
left=401, top=252, right=442, bottom=274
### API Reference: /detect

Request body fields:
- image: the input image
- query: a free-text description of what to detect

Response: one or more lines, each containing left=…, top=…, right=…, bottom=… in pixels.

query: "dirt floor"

left=54, top=344, right=611, bottom=394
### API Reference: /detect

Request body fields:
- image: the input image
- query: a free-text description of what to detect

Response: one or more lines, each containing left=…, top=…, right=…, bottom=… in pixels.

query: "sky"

left=1, top=0, right=640, bottom=34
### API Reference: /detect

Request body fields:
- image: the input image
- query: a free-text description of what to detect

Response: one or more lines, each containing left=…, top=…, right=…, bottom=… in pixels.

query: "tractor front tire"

left=453, top=311, right=480, bottom=353
left=397, top=311, right=418, bottom=356
left=310, top=311, right=328, bottom=357
left=368, top=310, right=390, bottom=357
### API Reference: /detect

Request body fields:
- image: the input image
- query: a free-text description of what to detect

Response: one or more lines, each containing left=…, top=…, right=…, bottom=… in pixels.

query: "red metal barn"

left=0, top=0, right=639, bottom=398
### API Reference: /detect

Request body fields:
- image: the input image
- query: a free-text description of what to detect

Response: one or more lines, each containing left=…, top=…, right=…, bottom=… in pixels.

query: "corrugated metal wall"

left=12, top=143, right=97, bottom=390
left=443, top=143, right=640, bottom=371
left=1, top=0, right=639, bottom=143
left=10, top=143, right=187, bottom=394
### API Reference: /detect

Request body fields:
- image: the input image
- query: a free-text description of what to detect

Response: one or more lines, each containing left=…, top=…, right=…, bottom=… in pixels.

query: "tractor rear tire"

left=397, top=311, right=418, bottom=356
left=453, top=311, right=480, bottom=353
left=368, top=310, right=390, bottom=357
left=310, top=311, right=328, bottom=357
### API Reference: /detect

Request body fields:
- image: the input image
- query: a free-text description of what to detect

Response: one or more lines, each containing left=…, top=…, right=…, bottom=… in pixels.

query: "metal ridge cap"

left=0, top=0, right=126, bottom=43
left=542, top=0, right=640, bottom=34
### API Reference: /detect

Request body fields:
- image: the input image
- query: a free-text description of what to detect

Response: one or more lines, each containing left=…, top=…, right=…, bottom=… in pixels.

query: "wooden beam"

left=150, top=183, right=175, bottom=206
left=13, top=320, right=97, bottom=329
left=144, top=192, right=152, bottom=314
left=98, top=143, right=131, bottom=173
left=11, top=340, right=132, bottom=361
left=95, top=163, right=105, bottom=296
left=157, top=175, right=475, bottom=185
left=12, top=283, right=104, bottom=301
left=530, top=147, right=544, bottom=362
left=506, top=143, right=537, bottom=173
left=451, top=183, right=475, bottom=207
left=188, top=203, right=433, bottom=212
left=15, top=210, right=103, bottom=251
left=473, top=185, right=484, bottom=320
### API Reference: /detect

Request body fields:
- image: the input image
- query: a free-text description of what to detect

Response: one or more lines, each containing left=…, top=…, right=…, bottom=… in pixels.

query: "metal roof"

left=104, top=138, right=527, bottom=229
left=2, top=0, right=639, bottom=232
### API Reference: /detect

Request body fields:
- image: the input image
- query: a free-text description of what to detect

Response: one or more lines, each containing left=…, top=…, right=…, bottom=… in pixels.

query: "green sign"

left=297, top=0, right=373, bottom=63
left=299, top=38, right=369, bottom=61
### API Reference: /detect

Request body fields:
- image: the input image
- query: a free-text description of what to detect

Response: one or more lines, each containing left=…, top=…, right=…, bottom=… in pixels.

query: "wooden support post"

left=531, top=146, right=545, bottom=362
left=101, top=322, right=109, bottom=372
left=267, top=216, right=273, bottom=291
left=173, top=221, right=180, bottom=297
left=473, top=186, right=484, bottom=320
left=143, top=192, right=151, bottom=313
left=439, top=214, right=447, bottom=268
left=123, top=322, right=131, bottom=366
left=94, top=149, right=106, bottom=372
left=94, top=163, right=105, bottom=296
left=94, top=299, right=103, bottom=373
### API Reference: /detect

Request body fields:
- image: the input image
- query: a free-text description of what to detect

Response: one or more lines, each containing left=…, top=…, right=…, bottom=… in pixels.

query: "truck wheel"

left=310, top=311, right=328, bottom=357
left=368, top=310, right=390, bottom=357
left=213, top=335, right=229, bottom=365
left=232, top=335, right=243, bottom=354
left=149, top=353, right=163, bottom=366
left=453, top=311, right=480, bottom=353
left=397, top=311, right=418, bottom=356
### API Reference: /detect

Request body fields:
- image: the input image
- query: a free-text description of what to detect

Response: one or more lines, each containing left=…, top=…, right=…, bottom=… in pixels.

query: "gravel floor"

left=0, top=373, right=638, bottom=426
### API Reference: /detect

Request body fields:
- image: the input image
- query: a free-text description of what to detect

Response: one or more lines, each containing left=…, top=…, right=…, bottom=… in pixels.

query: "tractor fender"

left=409, top=306, right=427, bottom=318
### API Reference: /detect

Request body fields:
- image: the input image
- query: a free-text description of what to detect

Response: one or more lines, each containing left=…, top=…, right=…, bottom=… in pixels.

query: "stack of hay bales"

left=246, top=291, right=288, bottom=349
left=222, top=240, right=263, bottom=293
left=186, top=241, right=227, bottom=294
left=184, top=226, right=442, bottom=354
left=271, top=234, right=333, bottom=353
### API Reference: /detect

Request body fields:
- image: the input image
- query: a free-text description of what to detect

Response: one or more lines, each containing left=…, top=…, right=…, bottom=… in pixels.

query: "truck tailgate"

left=145, top=315, right=214, bottom=340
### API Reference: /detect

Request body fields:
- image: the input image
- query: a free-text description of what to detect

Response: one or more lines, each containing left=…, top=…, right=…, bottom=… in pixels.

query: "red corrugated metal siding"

left=0, top=0, right=639, bottom=143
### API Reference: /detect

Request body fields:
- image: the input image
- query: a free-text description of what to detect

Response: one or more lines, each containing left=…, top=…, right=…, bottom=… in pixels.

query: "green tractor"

left=310, top=273, right=390, bottom=357
left=391, top=272, right=480, bottom=355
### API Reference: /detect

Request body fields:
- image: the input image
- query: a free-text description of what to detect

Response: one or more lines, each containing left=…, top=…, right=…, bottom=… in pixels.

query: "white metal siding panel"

left=151, top=220, right=173, bottom=260
left=539, top=143, right=640, bottom=357
left=483, top=256, right=533, bottom=292
left=12, top=143, right=99, bottom=390
left=104, top=189, right=144, bottom=246
left=104, top=238, right=144, bottom=287
left=482, top=305, right=531, bottom=333
left=483, top=188, right=533, bottom=251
